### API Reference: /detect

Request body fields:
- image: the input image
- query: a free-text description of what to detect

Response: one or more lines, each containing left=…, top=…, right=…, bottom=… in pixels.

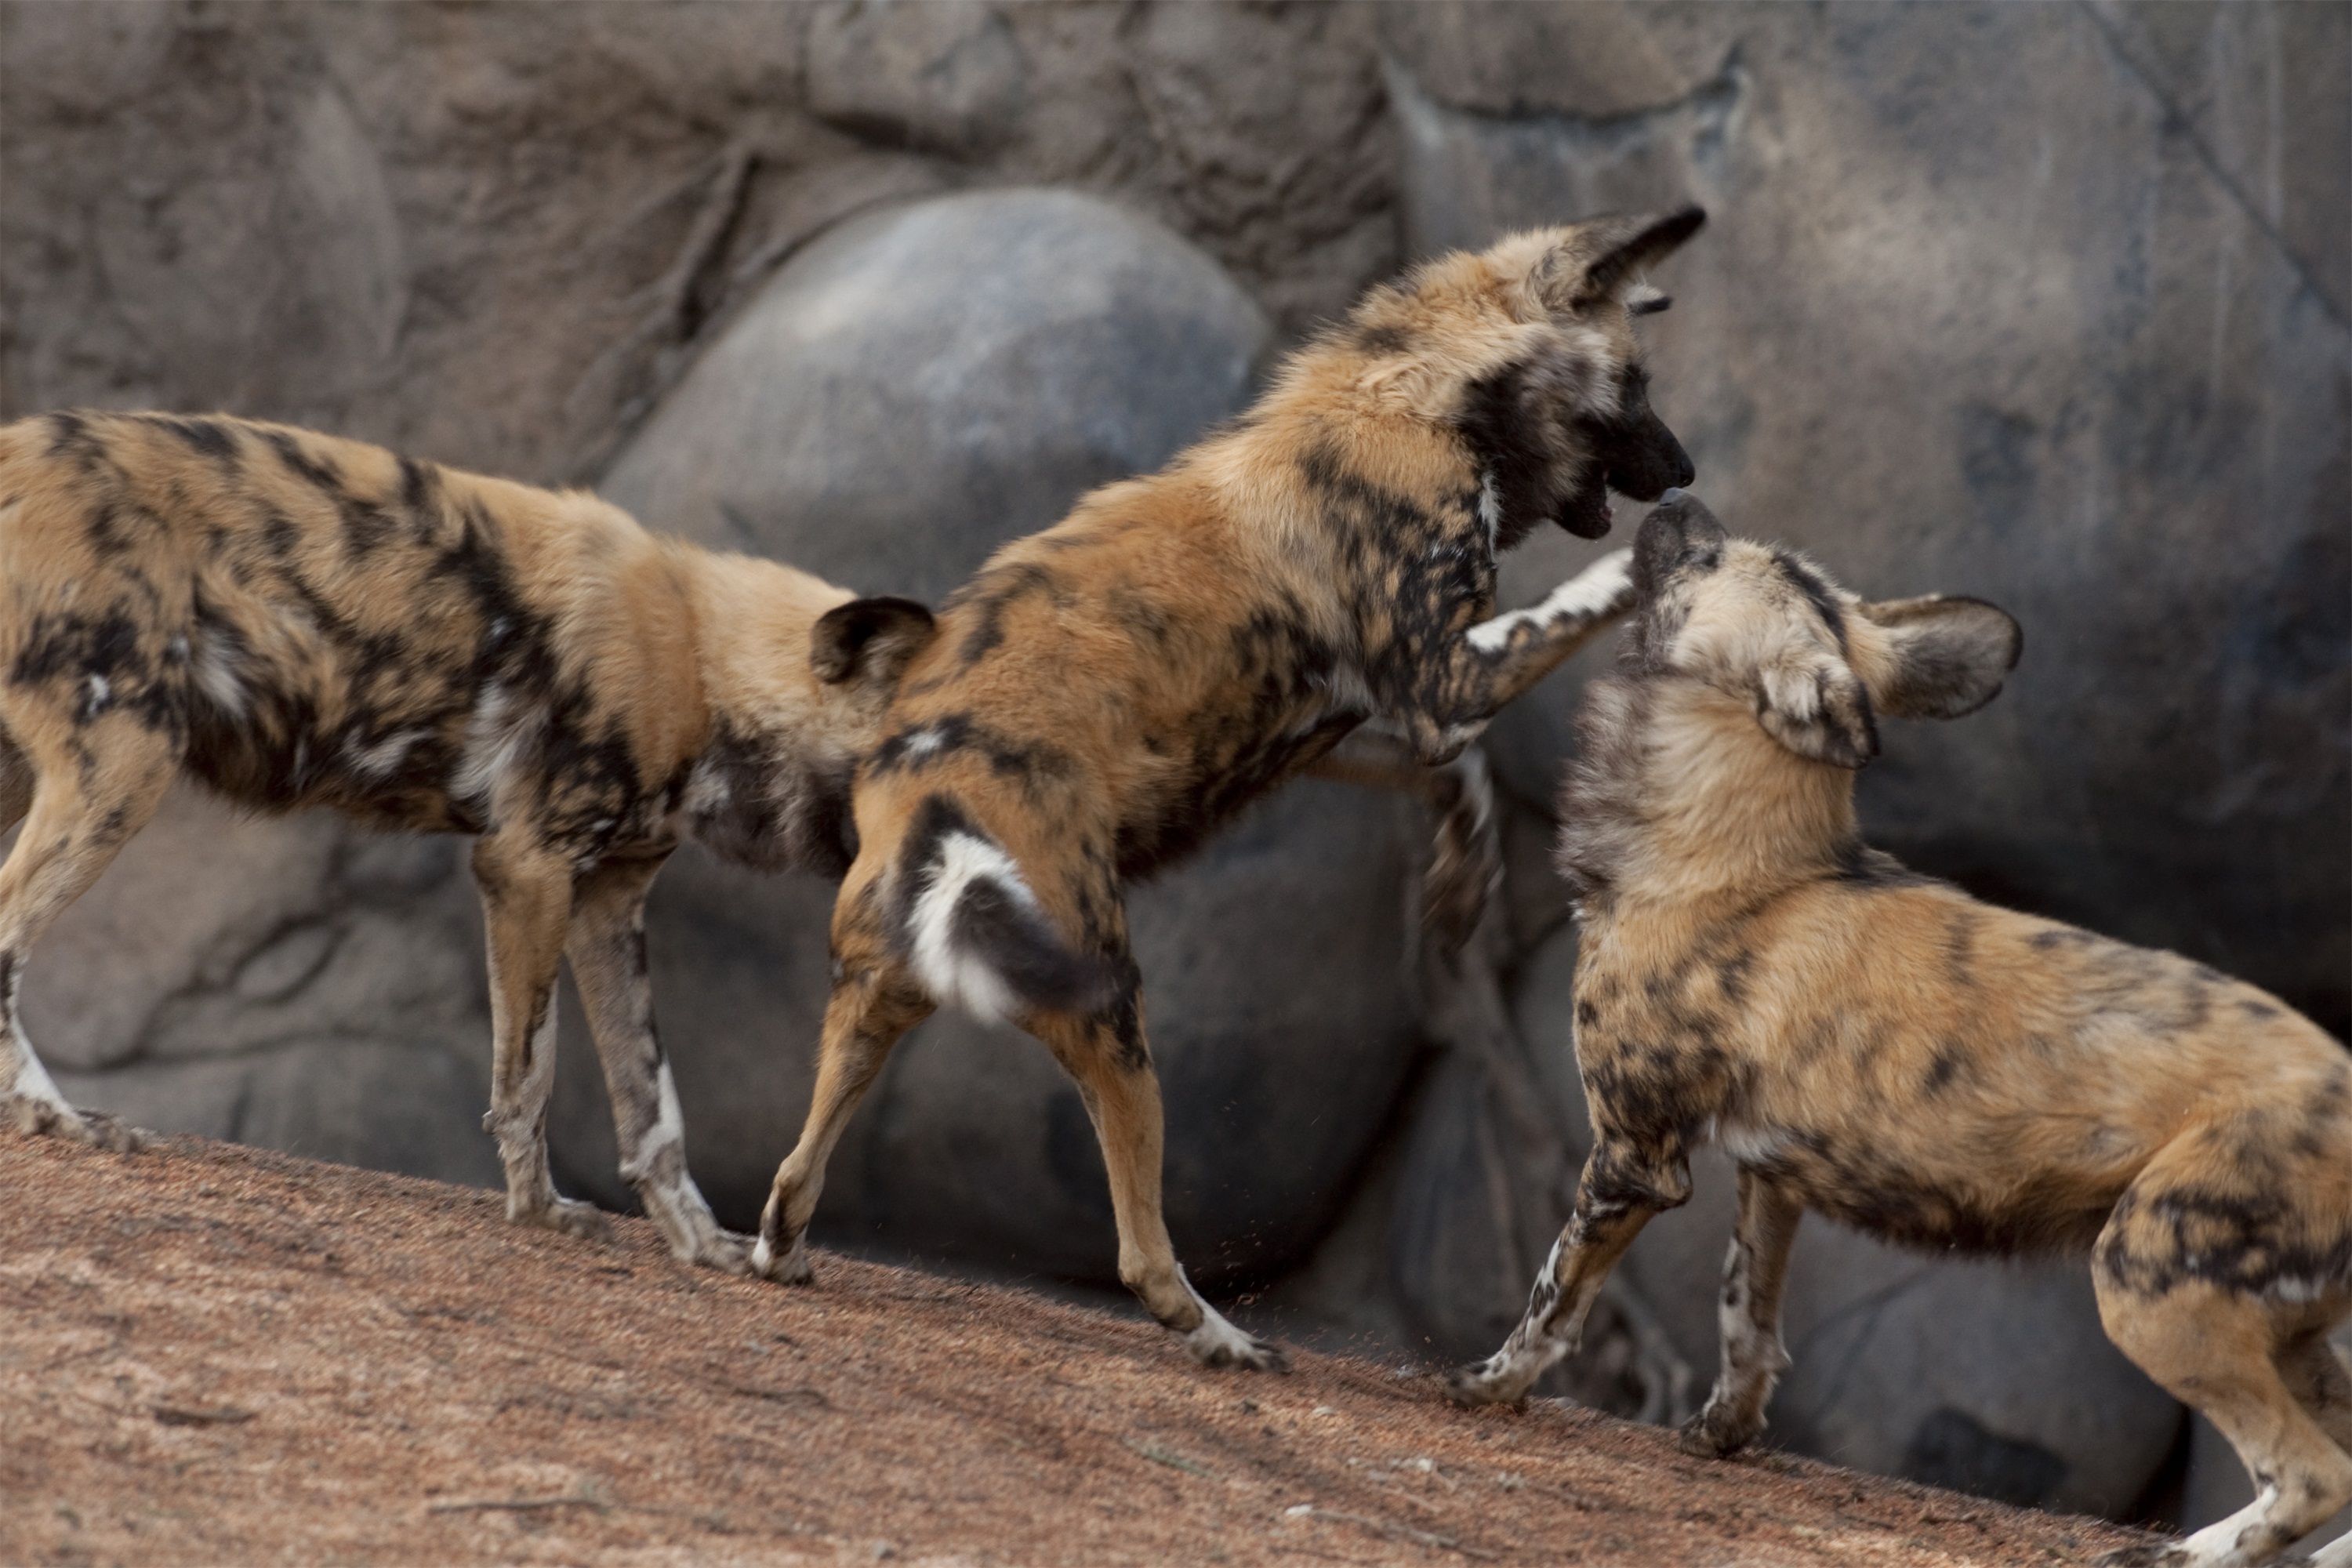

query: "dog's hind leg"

left=2281, top=1319, right=2352, bottom=1457
left=473, top=829, right=609, bottom=1244
left=566, top=849, right=749, bottom=1275
left=1027, top=1000, right=1288, bottom=1371
left=2094, top=1282, right=2352, bottom=1567
left=1446, top=1142, right=1681, bottom=1406
left=0, top=720, right=179, bottom=1151
left=1679, top=1167, right=1803, bottom=1457
left=752, top=944, right=933, bottom=1284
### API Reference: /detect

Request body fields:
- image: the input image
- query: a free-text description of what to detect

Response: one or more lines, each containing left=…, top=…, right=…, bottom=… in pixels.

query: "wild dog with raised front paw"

left=748, top=209, right=1708, bottom=1370
left=1448, top=492, right=2352, bottom=1568
left=0, top=410, right=935, bottom=1273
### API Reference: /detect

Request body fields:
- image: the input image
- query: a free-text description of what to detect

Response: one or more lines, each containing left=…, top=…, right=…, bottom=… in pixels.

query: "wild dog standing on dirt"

left=0, top=411, right=935, bottom=1274
left=1449, top=492, right=2352, bottom=1568
left=749, top=209, right=1708, bottom=1370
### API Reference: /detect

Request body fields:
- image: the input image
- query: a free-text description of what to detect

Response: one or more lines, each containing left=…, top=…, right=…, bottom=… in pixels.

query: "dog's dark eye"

left=1629, top=293, right=1672, bottom=318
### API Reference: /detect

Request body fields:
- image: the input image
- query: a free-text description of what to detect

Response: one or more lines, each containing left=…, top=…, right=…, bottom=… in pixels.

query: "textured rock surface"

left=22, top=790, right=497, bottom=1189
left=598, top=187, right=1272, bottom=603
left=1392, top=0, right=2350, bottom=1034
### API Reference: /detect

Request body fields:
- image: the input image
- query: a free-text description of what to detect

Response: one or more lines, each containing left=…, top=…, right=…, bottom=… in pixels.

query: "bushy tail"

left=900, top=797, right=1119, bottom=1023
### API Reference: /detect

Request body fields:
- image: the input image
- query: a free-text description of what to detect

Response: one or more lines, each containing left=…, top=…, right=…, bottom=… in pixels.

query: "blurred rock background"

left=2, top=0, right=2343, bottom=1536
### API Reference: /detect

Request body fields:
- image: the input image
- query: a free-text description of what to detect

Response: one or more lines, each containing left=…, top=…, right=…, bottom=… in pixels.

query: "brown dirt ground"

left=1, top=1134, right=2156, bottom=1568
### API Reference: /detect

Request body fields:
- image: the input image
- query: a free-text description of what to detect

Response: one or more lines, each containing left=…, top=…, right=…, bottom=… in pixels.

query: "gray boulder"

left=575, top=188, right=1426, bottom=1286
left=30, top=788, right=499, bottom=1189
left=601, top=186, right=1273, bottom=604
left=1391, top=0, right=2350, bottom=1036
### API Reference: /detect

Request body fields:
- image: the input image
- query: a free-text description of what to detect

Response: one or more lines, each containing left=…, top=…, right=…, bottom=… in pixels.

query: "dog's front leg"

left=1446, top=1141, right=1679, bottom=1406
left=1679, top=1167, right=1803, bottom=1457
left=567, top=850, right=749, bottom=1275
left=1301, top=728, right=1499, bottom=956
left=473, top=831, right=609, bottom=1244
left=1399, top=547, right=1635, bottom=765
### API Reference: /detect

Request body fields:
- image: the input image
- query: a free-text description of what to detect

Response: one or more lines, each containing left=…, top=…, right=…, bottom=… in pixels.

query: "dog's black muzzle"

left=1559, top=371, right=1697, bottom=539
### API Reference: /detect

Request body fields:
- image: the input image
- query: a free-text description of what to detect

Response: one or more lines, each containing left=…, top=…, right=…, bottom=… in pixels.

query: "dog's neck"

left=1562, top=673, right=1860, bottom=918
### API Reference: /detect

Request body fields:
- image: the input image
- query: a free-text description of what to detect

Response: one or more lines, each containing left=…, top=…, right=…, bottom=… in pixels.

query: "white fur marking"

left=908, top=831, right=1033, bottom=1024
left=2179, top=1483, right=2280, bottom=1567
left=456, top=683, right=535, bottom=804
left=621, top=1061, right=688, bottom=1184
left=84, top=673, right=111, bottom=713
left=1465, top=548, right=1635, bottom=655
left=347, top=728, right=427, bottom=780
left=904, top=727, right=945, bottom=760
left=6, top=1022, right=75, bottom=1116
left=1477, top=474, right=1502, bottom=553
left=751, top=1234, right=775, bottom=1273
left=191, top=634, right=246, bottom=717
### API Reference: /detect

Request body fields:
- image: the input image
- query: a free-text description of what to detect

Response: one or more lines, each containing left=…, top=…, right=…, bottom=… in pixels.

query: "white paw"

left=1573, top=546, right=1638, bottom=610
left=1182, top=1309, right=1290, bottom=1373
left=9, top=1096, right=145, bottom=1152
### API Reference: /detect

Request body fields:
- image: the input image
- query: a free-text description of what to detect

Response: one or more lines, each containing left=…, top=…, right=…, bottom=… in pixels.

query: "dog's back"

left=0, top=410, right=707, bottom=837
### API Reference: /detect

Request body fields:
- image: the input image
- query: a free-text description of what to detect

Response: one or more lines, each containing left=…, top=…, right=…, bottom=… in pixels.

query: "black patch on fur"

left=1772, top=549, right=1849, bottom=653
left=263, top=430, right=343, bottom=495
left=684, top=722, right=855, bottom=878
left=866, top=712, right=1074, bottom=789
left=45, top=411, right=107, bottom=470
left=146, top=416, right=239, bottom=465
left=943, top=562, right=1064, bottom=672
left=1354, top=323, right=1414, bottom=356
left=1828, top=840, right=1941, bottom=889
left=1457, top=358, right=1590, bottom=549
left=1584, top=366, right=1695, bottom=509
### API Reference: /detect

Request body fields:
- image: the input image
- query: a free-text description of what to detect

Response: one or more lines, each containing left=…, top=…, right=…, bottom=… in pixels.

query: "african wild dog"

left=1449, top=492, right=2352, bottom=1568
left=747, top=209, right=1708, bottom=1370
left=0, top=410, right=935, bottom=1274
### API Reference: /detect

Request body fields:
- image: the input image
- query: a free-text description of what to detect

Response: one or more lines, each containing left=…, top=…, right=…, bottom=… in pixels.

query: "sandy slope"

left=0, top=1134, right=2152, bottom=1567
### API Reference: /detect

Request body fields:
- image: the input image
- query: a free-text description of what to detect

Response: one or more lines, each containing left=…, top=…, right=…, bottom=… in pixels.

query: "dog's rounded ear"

left=812, top=596, right=936, bottom=688
left=1853, top=595, right=2023, bottom=720
left=1544, top=207, right=1707, bottom=311
left=1754, top=655, right=1880, bottom=769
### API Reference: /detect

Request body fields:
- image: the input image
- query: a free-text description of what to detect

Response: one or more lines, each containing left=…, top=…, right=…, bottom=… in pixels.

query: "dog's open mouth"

left=1559, top=468, right=1615, bottom=539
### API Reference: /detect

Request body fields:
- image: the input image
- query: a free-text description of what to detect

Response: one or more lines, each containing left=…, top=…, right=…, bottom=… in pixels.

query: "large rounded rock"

left=601, top=186, right=1272, bottom=603
left=1508, top=923, right=2182, bottom=1516
left=1393, top=2, right=2350, bottom=1036
left=568, top=188, right=1425, bottom=1286
left=29, top=788, right=499, bottom=1189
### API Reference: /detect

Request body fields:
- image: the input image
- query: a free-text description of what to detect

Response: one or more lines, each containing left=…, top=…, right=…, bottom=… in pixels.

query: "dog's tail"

left=897, top=795, right=1120, bottom=1024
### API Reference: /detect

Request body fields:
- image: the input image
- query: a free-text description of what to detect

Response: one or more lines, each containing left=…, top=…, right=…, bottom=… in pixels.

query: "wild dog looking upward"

left=1449, top=492, right=2352, bottom=1568
left=0, top=411, right=934, bottom=1274
left=749, top=208, right=1708, bottom=1370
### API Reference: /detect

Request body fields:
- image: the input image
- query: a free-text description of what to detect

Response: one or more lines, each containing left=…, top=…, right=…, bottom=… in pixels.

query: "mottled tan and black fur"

left=748, top=211, right=1708, bottom=1370
left=1450, top=493, right=2352, bottom=1568
left=0, top=410, right=933, bottom=1273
